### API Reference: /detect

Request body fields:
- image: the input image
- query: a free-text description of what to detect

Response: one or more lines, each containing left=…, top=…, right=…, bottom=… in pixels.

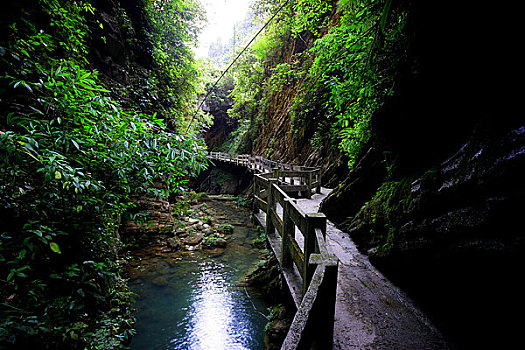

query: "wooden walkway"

left=208, top=152, right=451, bottom=349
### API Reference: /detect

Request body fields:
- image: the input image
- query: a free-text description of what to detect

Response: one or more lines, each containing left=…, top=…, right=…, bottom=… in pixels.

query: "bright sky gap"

left=195, top=0, right=252, bottom=57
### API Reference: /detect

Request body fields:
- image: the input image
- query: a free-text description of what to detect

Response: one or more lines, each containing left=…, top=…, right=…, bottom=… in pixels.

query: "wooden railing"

left=281, top=253, right=338, bottom=350
left=208, top=152, right=338, bottom=349
left=208, top=152, right=321, bottom=198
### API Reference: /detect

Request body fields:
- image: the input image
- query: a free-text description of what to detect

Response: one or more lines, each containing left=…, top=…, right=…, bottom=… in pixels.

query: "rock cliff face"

left=203, top=81, right=236, bottom=151
left=80, top=0, right=178, bottom=236
left=324, top=3, right=523, bottom=347
left=336, top=132, right=524, bottom=349
left=348, top=122, right=524, bottom=262
left=86, top=0, right=162, bottom=115
left=226, top=1, right=523, bottom=347
left=320, top=2, right=524, bottom=268
left=121, top=195, right=175, bottom=235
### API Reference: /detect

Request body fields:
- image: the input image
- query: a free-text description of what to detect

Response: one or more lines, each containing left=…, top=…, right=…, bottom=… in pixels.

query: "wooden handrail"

left=208, top=152, right=321, bottom=199
left=253, top=175, right=329, bottom=293
left=282, top=254, right=338, bottom=350
left=208, top=151, right=336, bottom=349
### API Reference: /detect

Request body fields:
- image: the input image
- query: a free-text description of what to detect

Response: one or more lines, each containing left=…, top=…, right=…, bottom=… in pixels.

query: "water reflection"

left=169, top=262, right=248, bottom=350
left=129, top=201, right=268, bottom=350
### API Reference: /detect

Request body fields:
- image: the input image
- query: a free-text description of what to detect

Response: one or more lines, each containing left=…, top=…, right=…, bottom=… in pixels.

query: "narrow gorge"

left=1, top=0, right=522, bottom=349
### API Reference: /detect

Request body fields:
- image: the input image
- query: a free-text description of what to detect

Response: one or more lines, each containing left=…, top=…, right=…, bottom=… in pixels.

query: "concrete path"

left=260, top=188, right=451, bottom=349
left=208, top=153, right=450, bottom=348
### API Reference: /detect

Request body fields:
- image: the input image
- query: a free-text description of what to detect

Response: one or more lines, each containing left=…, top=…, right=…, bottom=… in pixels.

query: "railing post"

left=303, top=213, right=327, bottom=296
left=316, top=169, right=321, bottom=194
left=253, top=178, right=260, bottom=214
left=281, top=198, right=294, bottom=267
left=265, top=179, right=276, bottom=236
left=306, top=171, right=313, bottom=199
left=273, top=168, right=280, bottom=185
left=311, top=259, right=338, bottom=350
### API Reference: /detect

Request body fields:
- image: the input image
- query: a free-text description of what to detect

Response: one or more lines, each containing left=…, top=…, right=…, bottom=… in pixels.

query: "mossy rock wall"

left=340, top=125, right=525, bottom=347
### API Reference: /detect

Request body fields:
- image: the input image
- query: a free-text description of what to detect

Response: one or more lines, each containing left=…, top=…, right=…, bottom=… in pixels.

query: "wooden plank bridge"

left=208, top=152, right=451, bottom=350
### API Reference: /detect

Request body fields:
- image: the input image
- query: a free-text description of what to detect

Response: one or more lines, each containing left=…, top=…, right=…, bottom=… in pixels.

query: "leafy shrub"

left=0, top=0, right=207, bottom=348
left=293, top=0, right=407, bottom=167
left=225, top=0, right=407, bottom=169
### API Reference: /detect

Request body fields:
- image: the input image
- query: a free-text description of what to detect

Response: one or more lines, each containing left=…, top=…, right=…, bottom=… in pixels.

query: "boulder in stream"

left=184, top=231, right=204, bottom=246
left=167, top=237, right=181, bottom=251
left=202, top=236, right=227, bottom=249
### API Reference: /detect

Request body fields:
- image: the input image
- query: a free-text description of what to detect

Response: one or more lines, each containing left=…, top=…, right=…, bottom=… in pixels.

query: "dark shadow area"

left=190, top=161, right=253, bottom=195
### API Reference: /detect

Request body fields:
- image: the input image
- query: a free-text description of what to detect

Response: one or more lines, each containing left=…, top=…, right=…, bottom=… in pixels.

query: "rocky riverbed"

left=123, top=194, right=280, bottom=349
left=122, top=193, right=250, bottom=254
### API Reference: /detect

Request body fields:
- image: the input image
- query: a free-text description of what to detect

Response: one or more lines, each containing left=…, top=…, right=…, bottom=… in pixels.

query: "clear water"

left=128, top=200, right=269, bottom=350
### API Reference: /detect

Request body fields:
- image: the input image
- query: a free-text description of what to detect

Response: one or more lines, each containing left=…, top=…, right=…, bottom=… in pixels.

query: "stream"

left=127, top=199, right=270, bottom=350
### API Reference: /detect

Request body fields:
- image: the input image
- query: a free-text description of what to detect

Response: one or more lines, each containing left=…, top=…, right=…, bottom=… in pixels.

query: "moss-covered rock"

left=121, top=195, right=174, bottom=235
left=347, top=125, right=525, bottom=265
left=166, top=237, right=181, bottom=251
left=338, top=125, right=525, bottom=347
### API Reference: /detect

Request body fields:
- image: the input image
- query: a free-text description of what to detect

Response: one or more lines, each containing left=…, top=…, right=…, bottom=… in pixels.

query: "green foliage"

left=220, top=224, right=235, bottom=234
left=293, top=0, right=407, bottom=167
left=291, top=0, right=334, bottom=37
left=216, top=48, right=266, bottom=154
left=212, top=169, right=233, bottom=187
left=223, top=0, right=407, bottom=169
left=359, top=178, right=412, bottom=253
left=224, top=0, right=336, bottom=155
left=0, top=0, right=207, bottom=348
left=202, top=232, right=223, bottom=247
left=253, top=226, right=268, bottom=245
left=229, top=51, right=264, bottom=119
left=251, top=28, right=288, bottom=65
left=235, top=195, right=250, bottom=208
left=143, top=0, right=206, bottom=132
left=267, top=61, right=305, bottom=93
